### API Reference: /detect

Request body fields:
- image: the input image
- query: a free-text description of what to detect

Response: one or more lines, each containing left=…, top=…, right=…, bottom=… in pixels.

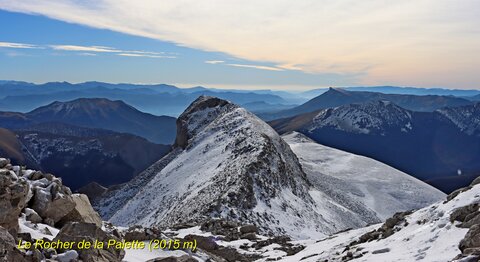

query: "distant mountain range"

left=262, top=87, right=474, bottom=120
left=0, top=98, right=176, bottom=144
left=270, top=100, right=480, bottom=193
left=0, top=81, right=297, bottom=116
left=302, top=85, right=480, bottom=98
left=468, top=94, right=480, bottom=101
left=0, top=123, right=170, bottom=190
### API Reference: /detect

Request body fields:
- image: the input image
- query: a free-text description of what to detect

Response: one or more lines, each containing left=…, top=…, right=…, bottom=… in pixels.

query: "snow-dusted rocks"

left=58, top=194, right=103, bottom=227
left=309, top=100, right=413, bottom=135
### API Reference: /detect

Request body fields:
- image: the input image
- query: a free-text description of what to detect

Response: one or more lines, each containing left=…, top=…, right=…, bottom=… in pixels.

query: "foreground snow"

left=275, top=184, right=479, bottom=262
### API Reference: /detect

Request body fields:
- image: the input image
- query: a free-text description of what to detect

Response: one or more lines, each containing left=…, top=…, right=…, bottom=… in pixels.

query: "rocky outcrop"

left=0, top=157, right=115, bottom=262
left=31, top=185, right=75, bottom=224
left=0, top=158, right=29, bottom=235
left=459, top=225, right=480, bottom=254
left=348, top=210, right=413, bottom=246
left=53, top=222, right=125, bottom=262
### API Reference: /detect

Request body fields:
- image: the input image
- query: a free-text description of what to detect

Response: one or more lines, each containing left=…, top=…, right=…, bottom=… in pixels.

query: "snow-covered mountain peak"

left=98, top=97, right=445, bottom=240
left=311, top=100, right=413, bottom=135
left=106, top=96, right=326, bottom=238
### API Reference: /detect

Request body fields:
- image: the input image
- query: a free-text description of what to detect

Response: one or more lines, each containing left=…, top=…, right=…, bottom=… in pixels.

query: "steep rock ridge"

left=107, top=96, right=333, bottom=238
left=283, top=132, right=445, bottom=221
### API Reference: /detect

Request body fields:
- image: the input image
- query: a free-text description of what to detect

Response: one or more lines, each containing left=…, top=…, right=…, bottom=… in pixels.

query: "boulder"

left=0, top=226, right=27, bottom=261
left=57, top=194, right=102, bottom=227
left=0, top=168, right=29, bottom=234
left=460, top=225, right=480, bottom=252
left=239, top=225, right=257, bottom=234
left=240, top=233, right=256, bottom=241
left=53, top=222, right=125, bottom=262
left=124, top=225, right=161, bottom=242
left=31, top=185, right=75, bottom=223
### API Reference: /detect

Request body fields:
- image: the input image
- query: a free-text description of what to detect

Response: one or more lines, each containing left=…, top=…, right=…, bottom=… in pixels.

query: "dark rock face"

left=0, top=159, right=29, bottom=235
left=174, top=96, right=231, bottom=149
left=0, top=226, right=27, bottom=262
left=53, top=222, right=125, bottom=262
left=57, top=194, right=103, bottom=227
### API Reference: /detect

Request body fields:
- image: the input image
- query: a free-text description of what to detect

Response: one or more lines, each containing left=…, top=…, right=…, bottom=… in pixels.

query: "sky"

left=0, top=0, right=479, bottom=91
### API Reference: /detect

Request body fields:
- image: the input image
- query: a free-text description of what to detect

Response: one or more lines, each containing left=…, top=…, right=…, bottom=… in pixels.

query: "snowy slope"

left=283, top=132, right=445, bottom=220
left=275, top=184, right=480, bottom=262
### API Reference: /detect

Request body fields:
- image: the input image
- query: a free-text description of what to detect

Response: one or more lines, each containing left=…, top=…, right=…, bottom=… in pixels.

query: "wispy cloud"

left=78, top=53, right=97, bottom=56
left=226, top=63, right=283, bottom=71
left=0, top=41, right=40, bottom=49
left=1, top=0, right=478, bottom=87
left=50, top=45, right=119, bottom=52
left=0, top=42, right=175, bottom=58
left=205, top=60, right=224, bottom=64
left=117, top=53, right=175, bottom=58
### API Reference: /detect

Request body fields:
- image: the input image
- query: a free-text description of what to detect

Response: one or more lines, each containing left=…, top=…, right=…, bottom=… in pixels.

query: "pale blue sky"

left=1, top=1, right=479, bottom=90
